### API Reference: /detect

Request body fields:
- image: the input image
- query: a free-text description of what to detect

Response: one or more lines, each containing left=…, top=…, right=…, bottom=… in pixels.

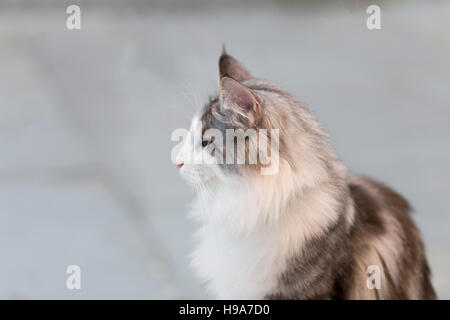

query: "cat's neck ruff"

left=189, top=162, right=340, bottom=299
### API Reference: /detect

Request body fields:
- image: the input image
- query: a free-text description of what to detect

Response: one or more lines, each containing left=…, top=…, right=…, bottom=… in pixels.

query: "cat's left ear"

left=219, top=49, right=252, bottom=82
left=219, top=77, right=261, bottom=124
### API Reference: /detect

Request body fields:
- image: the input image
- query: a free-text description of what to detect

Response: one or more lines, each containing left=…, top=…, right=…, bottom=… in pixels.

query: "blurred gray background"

left=0, top=0, right=449, bottom=299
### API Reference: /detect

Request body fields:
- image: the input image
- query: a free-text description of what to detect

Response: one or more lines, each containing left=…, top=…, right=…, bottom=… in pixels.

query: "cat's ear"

left=219, top=48, right=252, bottom=82
left=219, top=77, right=260, bottom=124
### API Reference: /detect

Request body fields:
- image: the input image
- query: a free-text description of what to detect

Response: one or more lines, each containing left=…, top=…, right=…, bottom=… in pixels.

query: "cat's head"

left=175, top=50, right=333, bottom=191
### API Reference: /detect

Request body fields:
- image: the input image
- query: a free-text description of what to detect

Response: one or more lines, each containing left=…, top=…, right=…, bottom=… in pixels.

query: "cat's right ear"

left=219, top=48, right=252, bottom=82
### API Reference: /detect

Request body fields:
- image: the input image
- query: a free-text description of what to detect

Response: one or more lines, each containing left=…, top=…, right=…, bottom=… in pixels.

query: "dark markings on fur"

left=266, top=178, right=436, bottom=300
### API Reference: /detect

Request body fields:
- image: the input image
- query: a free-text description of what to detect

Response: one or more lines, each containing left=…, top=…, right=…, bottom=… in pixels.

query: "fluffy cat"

left=175, top=49, right=436, bottom=299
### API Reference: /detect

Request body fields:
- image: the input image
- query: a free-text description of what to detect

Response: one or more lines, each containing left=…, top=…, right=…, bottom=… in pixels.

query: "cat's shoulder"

left=347, top=174, right=413, bottom=235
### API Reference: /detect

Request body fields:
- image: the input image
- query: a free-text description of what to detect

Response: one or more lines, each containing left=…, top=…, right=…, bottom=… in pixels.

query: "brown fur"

left=267, top=176, right=436, bottom=300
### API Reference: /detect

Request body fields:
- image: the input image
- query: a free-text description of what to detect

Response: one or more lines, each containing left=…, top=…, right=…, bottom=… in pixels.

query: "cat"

left=175, top=49, right=436, bottom=299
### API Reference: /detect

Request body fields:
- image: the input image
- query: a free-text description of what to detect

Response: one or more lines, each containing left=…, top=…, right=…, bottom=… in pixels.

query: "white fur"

left=190, top=174, right=340, bottom=299
left=177, top=116, right=341, bottom=299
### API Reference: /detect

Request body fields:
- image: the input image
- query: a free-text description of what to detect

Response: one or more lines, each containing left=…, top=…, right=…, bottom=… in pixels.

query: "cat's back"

left=344, top=175, right=436, bottom=299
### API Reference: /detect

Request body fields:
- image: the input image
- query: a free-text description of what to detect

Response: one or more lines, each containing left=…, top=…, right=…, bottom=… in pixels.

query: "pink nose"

left=177, top=163, right=184, bottom=169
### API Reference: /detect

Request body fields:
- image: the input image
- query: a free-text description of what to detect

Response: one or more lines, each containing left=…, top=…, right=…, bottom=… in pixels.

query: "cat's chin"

left=179, top=169, right=218, bottom=189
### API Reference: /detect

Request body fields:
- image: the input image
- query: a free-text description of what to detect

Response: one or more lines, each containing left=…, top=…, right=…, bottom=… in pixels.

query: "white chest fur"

left=189, top=182, right=339, bottom=299
left=191, top=219, right=290, bottom=299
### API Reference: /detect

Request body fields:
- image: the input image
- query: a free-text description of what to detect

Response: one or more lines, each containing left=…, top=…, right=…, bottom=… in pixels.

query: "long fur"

left=176, top=51, right=436, bottom=299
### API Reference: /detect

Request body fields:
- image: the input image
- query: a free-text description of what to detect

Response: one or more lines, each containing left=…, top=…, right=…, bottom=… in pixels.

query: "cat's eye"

left=202, top=139, right=211, bottom=147
left=201, top=137, right=214, bottom=147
